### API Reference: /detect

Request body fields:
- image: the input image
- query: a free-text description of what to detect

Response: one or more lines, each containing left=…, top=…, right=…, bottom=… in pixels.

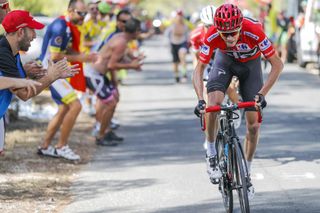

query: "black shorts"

left=206, top=51, right=263, bottom=111
left=85, top=65, right=116, bottom=104
left=171, top=42, right=188, bottom=63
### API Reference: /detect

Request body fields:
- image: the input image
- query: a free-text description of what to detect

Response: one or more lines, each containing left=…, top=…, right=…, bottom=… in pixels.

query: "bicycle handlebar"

left=200, top=101, right=262, bottom=131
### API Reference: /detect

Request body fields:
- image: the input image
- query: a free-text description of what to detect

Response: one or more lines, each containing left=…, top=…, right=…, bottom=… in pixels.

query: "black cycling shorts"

left=206, top=50, right=263, bottom=111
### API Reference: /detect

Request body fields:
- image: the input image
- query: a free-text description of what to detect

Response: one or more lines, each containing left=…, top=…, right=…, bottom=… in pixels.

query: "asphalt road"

left=63, top=35, right=320, bottom=213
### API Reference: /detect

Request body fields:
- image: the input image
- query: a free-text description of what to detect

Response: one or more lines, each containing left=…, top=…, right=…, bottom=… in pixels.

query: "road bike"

left=200, top=101, right=262, bottom=213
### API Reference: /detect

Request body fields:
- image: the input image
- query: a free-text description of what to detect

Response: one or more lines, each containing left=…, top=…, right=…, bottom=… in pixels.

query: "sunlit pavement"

left=63, top=35, right=320, bottom=213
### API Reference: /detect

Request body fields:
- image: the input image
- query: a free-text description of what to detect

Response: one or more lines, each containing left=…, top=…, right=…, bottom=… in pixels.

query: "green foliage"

left=11, top=0, right=68, bottom=16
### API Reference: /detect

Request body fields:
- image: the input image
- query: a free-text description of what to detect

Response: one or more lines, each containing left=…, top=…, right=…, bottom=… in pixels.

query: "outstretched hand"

left=47, top=58, right=80, bottom=80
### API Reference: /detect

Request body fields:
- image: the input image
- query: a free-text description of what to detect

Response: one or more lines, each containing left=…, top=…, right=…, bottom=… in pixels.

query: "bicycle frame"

left=200, top=101, right=262, bottom=213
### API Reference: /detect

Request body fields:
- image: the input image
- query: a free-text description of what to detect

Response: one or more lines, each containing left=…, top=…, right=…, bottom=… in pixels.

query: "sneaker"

left=105, top=131, right=124, bottom=142
left=37, top=146, right=58, bottom=157
left=96, top=137, right=118, bottom=146
left=55, top=146, right=80, bottom=161
left=206, top=155, right=222, bottom=180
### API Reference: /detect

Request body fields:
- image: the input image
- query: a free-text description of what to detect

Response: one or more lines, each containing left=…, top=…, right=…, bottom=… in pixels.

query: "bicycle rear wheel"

left=234, top=140, right=250, bottom=213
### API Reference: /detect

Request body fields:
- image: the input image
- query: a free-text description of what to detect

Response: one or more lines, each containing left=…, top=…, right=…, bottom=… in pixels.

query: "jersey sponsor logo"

left=207, top=32, right=219, bottom=42
left=225, top=46, right=259, bottom=59
left=54, top=36, right=63, bottom=46
left=244, top=31, right=259, bottom=40
left=236, top=43, right=250, bottom=51
left=200, top=44, right=210, bottom=55
left=259, top=38, right=271, bottom=51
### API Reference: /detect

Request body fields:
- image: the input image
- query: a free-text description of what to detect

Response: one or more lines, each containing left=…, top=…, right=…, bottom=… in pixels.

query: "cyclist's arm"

left=258, top=54, right=284, bottom=96
left=192, top=61, right=206, bottom=100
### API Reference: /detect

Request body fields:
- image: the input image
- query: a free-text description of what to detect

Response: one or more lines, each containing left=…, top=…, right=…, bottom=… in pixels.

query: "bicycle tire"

left=234, top=140, right=250, bottom=213
left=216, top=135, right=233, bottom=213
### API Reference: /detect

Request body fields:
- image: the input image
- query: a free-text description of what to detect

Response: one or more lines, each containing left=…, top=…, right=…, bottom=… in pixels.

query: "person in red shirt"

left=193, top=3, right=283, bottom=199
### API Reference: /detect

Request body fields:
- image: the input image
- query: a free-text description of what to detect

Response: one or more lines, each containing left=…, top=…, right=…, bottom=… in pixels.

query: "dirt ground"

left=0, top=92, right=97, bottom=213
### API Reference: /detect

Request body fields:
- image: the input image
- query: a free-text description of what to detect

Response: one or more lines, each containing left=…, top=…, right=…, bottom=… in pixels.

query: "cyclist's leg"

left=237, top=56, right=263, bottom=173
left=226, top=77, right=239, bottom=104
left=205, top=51, right=233, bottom=179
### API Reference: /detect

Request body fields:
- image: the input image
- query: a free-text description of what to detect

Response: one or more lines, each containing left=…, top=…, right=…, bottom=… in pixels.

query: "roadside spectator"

left=0, top=10, right=79, bottom=155
left=37, top=0, right=97, bottom=161
left=166, top=10, right=193, bottom=83
left=87, top=18, right=143, bottom=146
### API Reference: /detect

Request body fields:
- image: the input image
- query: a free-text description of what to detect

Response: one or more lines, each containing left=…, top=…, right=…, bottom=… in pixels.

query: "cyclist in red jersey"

left=193, top=4, right=283, bottom=199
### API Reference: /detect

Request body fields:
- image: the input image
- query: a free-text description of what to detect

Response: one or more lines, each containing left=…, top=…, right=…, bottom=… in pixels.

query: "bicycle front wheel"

left=234, top=140, right=250, bottom=213
left=216, top=137, right=233, bottom=213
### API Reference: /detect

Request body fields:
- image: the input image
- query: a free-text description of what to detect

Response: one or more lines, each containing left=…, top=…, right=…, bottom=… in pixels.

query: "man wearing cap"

left=0, top=10, right=79, bottom=155
left=37, top=0, right=97, bottom=161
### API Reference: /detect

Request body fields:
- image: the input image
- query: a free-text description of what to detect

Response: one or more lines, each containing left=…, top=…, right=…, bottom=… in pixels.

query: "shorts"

left=171, top=42, right=188, bottom=63
left=0, top=116, right=5, bottom=153
left=206, top=50, right=263, bottom=111
left=85, top=64, right=116, bottom=104
left=49, top=79, right=78, bottom=105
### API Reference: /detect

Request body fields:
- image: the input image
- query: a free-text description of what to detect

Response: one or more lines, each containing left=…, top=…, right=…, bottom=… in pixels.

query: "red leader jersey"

left=199, top=17, right=276, bottom=64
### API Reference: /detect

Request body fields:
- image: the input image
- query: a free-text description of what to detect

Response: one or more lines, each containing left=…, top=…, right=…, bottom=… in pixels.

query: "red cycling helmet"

left=214, top=4, right=243, bottom=32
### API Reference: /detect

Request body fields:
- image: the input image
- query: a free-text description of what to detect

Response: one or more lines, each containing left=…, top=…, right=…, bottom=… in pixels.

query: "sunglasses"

left=118, top=19, right=127, bottom=24
left=89, top=7, right=98, bottom=11
left=0, top=2, right=9, bottom=10
left=219, top=29, right=241, bottom=38
left=74, top=10, right=87, bottom=17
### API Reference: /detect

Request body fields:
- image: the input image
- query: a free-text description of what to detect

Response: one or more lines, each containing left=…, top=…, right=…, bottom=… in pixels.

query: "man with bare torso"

left=86, top=17, right=143, bottom=146
left=166, top=10, right=192, bottom=83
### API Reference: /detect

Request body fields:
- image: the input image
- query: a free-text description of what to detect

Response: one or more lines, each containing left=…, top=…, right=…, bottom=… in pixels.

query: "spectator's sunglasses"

left=219, top=28, right=241, bottom=38
left=0, top=1, right=9, bottom=10
left=74, top=9, right=87, bottom=17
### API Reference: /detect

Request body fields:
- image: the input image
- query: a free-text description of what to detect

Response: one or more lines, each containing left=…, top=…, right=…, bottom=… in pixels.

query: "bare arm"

left=107, top=41, right=142, bottom=71
left=51, top=52, right=97, bottom=63
left=258, top=54, right=284, bottom=96
left=0, top=77, right=41, bottom=90
left=192, top=61, right=207, bottom=100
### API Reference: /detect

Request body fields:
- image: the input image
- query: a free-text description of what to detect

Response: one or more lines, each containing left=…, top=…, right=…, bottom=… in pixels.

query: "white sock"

left=247, top=160, right=252, bottom=175
left=206, top=140, right=216, bottom=157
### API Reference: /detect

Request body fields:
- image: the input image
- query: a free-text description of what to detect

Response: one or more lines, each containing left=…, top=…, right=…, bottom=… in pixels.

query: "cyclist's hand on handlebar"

left=254, top=93, right=267, bottom=109
left=194, top=100, right=206, bottom=117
